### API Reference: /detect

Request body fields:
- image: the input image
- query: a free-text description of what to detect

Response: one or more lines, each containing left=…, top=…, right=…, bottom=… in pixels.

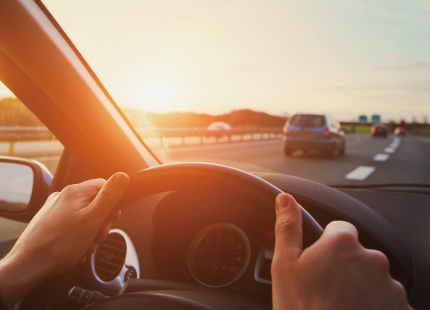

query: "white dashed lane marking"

left=345, top=166, right=376, bottom=180
left=345, top=137, right=400, bottom=181
left=373, top=153, right=390, bottom=162
left=385, top=138, right=400, bottom=153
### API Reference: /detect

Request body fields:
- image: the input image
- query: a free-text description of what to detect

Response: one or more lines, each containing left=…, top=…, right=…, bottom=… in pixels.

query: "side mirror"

left=0, top=156, right=52, bottom=222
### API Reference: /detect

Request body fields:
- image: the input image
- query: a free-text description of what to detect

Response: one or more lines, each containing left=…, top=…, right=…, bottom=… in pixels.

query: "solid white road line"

left=373, top=153, right=390, bottom=162
left=345, top=166, right=376, bottom=180
left=384, top=147, right=396, bottom=153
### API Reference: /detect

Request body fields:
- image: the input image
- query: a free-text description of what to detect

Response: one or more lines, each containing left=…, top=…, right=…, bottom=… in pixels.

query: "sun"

left=138, top=77, right=177, bottom=113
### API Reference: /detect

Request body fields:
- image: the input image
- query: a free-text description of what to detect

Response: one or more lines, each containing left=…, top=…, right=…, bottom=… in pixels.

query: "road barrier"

left=0, top=127, right=55, bottom=155
left=139, top=128, right=283, bottom=147
left=0, top=127, right=283, bottom=155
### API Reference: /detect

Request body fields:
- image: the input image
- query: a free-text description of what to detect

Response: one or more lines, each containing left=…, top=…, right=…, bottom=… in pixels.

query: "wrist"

left=0, top=251, right=49, bottom=308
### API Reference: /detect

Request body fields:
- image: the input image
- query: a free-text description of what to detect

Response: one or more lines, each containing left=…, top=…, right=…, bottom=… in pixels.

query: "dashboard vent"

left=94, top=232, right=127, bottom=282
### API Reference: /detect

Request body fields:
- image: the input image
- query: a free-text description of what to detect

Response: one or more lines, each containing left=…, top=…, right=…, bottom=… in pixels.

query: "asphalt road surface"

left=168, top=134, right=430, bottom=186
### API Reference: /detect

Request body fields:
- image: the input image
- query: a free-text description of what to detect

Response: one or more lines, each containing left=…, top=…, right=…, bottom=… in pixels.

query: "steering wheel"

left=83, top=162, right=323, bottom=310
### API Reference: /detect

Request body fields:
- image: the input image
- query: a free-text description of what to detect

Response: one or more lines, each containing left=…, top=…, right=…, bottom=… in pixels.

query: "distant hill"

left=1, top=97, right=287, bottom=129
left=123, top=109, right=288, bottom=128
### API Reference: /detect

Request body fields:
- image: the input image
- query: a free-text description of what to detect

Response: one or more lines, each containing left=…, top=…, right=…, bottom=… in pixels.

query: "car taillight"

left=283, top=125, right=289, bottom=136
left=323, top=127, right=330, bottom=139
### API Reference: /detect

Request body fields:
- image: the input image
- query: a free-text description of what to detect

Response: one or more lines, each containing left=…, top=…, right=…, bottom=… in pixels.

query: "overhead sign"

left=371, top=115, right=381, bottom=123
left=358, top=115, right=368, bottom=124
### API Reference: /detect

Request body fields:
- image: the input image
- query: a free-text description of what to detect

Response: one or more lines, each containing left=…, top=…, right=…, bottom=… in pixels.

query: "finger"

left=319, top=221, right=360, bottom=252
left=78, top=256, right=87, bottom=265
left=108, top=210, right=121, bottom=223
left=85, top=242, right=98, bottom=256
left=64, top=179, right=107, bottom=206
left=323, top=221, right=359, bottom=240
left=74, top=178, right=106, bottom=195
left=274, top=194, right=303, bottom=261
left=86, top=173, right=129, bottom=219
left=94, top=221, right=111, bottom=243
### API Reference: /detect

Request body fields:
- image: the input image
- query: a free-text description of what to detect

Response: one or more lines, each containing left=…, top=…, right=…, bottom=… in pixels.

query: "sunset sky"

left=3, top=0, right=430, bottom=122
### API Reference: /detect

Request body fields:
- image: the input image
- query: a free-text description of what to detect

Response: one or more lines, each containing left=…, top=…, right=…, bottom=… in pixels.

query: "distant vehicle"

left=283, top=114, right=346, bottom=157
left=394, top=127, right=407, bottom=136
left=207, top=122, right=232, bottom=131
left=371, top=114, right=381, bottom=123
left=371, top=123, right=388, bottom=138
left=206, top=122, right=231, bottom=138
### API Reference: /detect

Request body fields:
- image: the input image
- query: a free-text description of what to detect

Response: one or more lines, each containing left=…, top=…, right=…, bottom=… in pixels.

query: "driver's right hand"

left=271, top=193, right=413, bottom=310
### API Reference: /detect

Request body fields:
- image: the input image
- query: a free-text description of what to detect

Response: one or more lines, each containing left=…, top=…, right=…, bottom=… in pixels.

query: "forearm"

left=0, top=253, right=47, bottom=309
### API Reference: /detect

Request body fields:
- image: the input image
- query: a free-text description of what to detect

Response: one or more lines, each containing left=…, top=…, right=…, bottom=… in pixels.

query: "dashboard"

left=85, top=182, right=424, bottom=308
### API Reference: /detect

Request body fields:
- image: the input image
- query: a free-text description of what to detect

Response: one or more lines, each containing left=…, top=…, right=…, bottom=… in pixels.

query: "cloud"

left=315, top=81, right=430, bottom=93
left=283, top=0, right=430, bottom=27
left=373, top=62, right=430, bottom=71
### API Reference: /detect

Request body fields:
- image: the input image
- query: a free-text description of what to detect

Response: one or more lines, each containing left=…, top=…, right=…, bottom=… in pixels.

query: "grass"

left=341, top=125, right=372, bottom=134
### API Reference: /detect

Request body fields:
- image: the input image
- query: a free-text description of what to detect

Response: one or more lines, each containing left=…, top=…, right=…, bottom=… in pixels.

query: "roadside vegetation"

left=2, top=97, right=429, bottom=137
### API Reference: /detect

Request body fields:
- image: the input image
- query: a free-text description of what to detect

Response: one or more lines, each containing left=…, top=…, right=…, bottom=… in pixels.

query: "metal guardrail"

left=0, top=127, right=283, bottom=154
left=0, top=127, right=55, bottom=155
left=137, top=128, right=283, bottom=146
left=0, top=127, right=54, bottom=140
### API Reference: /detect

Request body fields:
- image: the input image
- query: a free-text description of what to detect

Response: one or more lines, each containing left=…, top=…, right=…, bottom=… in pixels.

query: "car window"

left=0, top=80, right=64, bottom=242
left=290, top=115, right=325, bottom=128
left=42, top=0, right=430, bottom=188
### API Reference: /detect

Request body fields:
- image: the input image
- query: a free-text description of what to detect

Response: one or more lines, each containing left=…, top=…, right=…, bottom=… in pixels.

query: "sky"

left=6, top=0, right=429, bottom=122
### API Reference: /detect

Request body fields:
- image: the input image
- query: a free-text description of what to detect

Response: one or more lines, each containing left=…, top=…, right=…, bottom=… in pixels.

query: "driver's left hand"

left=0, top=173, right=129, bottom=308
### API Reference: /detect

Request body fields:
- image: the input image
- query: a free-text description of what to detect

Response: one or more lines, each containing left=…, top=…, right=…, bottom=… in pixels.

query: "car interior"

left=0, top=1, right=429, bottom=309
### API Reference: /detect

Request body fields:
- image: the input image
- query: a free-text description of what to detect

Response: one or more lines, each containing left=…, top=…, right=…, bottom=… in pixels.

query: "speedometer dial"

left=188, top=223, right=251, bottom=288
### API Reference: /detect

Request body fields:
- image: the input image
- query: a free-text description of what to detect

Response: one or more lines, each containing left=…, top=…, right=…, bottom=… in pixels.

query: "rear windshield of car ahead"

left=290, top=115, right=326, bottom=128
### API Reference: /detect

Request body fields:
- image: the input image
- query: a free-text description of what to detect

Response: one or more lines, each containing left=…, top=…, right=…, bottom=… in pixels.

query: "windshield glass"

left=290, top=115, right=325, bottom=128
left=42, top=0, right=430, bottom=188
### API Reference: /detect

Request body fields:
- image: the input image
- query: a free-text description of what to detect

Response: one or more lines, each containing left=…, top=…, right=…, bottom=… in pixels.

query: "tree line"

left=1, top=96, right=288, bottom=128
left=124, top=109, right=288, bottom=129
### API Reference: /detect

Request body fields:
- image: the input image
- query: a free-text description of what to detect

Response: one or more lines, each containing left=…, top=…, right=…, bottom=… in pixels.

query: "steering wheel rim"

left=84, top=162, right=323, bottom=310
left=116, top=162, right=323, bottom=247
left=21, top=163, right=323, bottom=310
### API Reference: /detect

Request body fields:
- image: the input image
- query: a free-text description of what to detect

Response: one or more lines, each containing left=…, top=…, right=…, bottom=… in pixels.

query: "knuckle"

left=99, top=187, right=118, bottom=205
left=47, top=191, right=59, bottom=200
left=275, top=217, right=299, bottom=236
left=368, top=250, right=390, bottom=273
left=392, top=280, right=408, bottom=304
left=62, top=185, right=78, bottom=196
left=330, top=230, right=359, bottom=251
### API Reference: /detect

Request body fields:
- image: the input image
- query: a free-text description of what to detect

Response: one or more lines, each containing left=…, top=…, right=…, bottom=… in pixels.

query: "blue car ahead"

left=283, top=114, right=346, bottom=157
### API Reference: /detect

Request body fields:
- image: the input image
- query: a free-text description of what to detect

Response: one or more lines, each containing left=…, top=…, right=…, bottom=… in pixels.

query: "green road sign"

left=371, top=115, right=381, bottom=123
left=359, top=115, right=368, bottom=123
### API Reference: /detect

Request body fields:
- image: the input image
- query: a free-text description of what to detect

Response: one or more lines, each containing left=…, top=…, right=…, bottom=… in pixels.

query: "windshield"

left=290, top=115, right=325, bottom=128
left=42, top=0, right=430, bottom=188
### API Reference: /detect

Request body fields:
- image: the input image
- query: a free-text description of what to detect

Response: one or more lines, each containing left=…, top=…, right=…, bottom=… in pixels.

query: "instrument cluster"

left=152, top=189, right=276, bottom=295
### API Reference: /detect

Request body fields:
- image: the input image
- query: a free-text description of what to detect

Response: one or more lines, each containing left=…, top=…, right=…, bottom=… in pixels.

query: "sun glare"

left=136, top=76, right=178, bottom=113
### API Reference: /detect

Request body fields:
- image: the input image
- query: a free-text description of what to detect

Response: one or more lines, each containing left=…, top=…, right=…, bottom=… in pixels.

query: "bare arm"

left=0, top=173, right=129, bottom=308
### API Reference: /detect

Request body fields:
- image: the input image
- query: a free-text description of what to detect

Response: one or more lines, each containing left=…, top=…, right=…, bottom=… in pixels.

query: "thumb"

left=87, top=172, right=129, bottom=219
left=274, top=194, right=303, bottom=261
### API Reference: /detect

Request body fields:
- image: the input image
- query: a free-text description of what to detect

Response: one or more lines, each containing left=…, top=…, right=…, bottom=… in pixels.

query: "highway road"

left=7, top=134, right=430, bottom=186
left=168, top=134, right=430, bottom=186
left=1, top=133, right=429, bottom=242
